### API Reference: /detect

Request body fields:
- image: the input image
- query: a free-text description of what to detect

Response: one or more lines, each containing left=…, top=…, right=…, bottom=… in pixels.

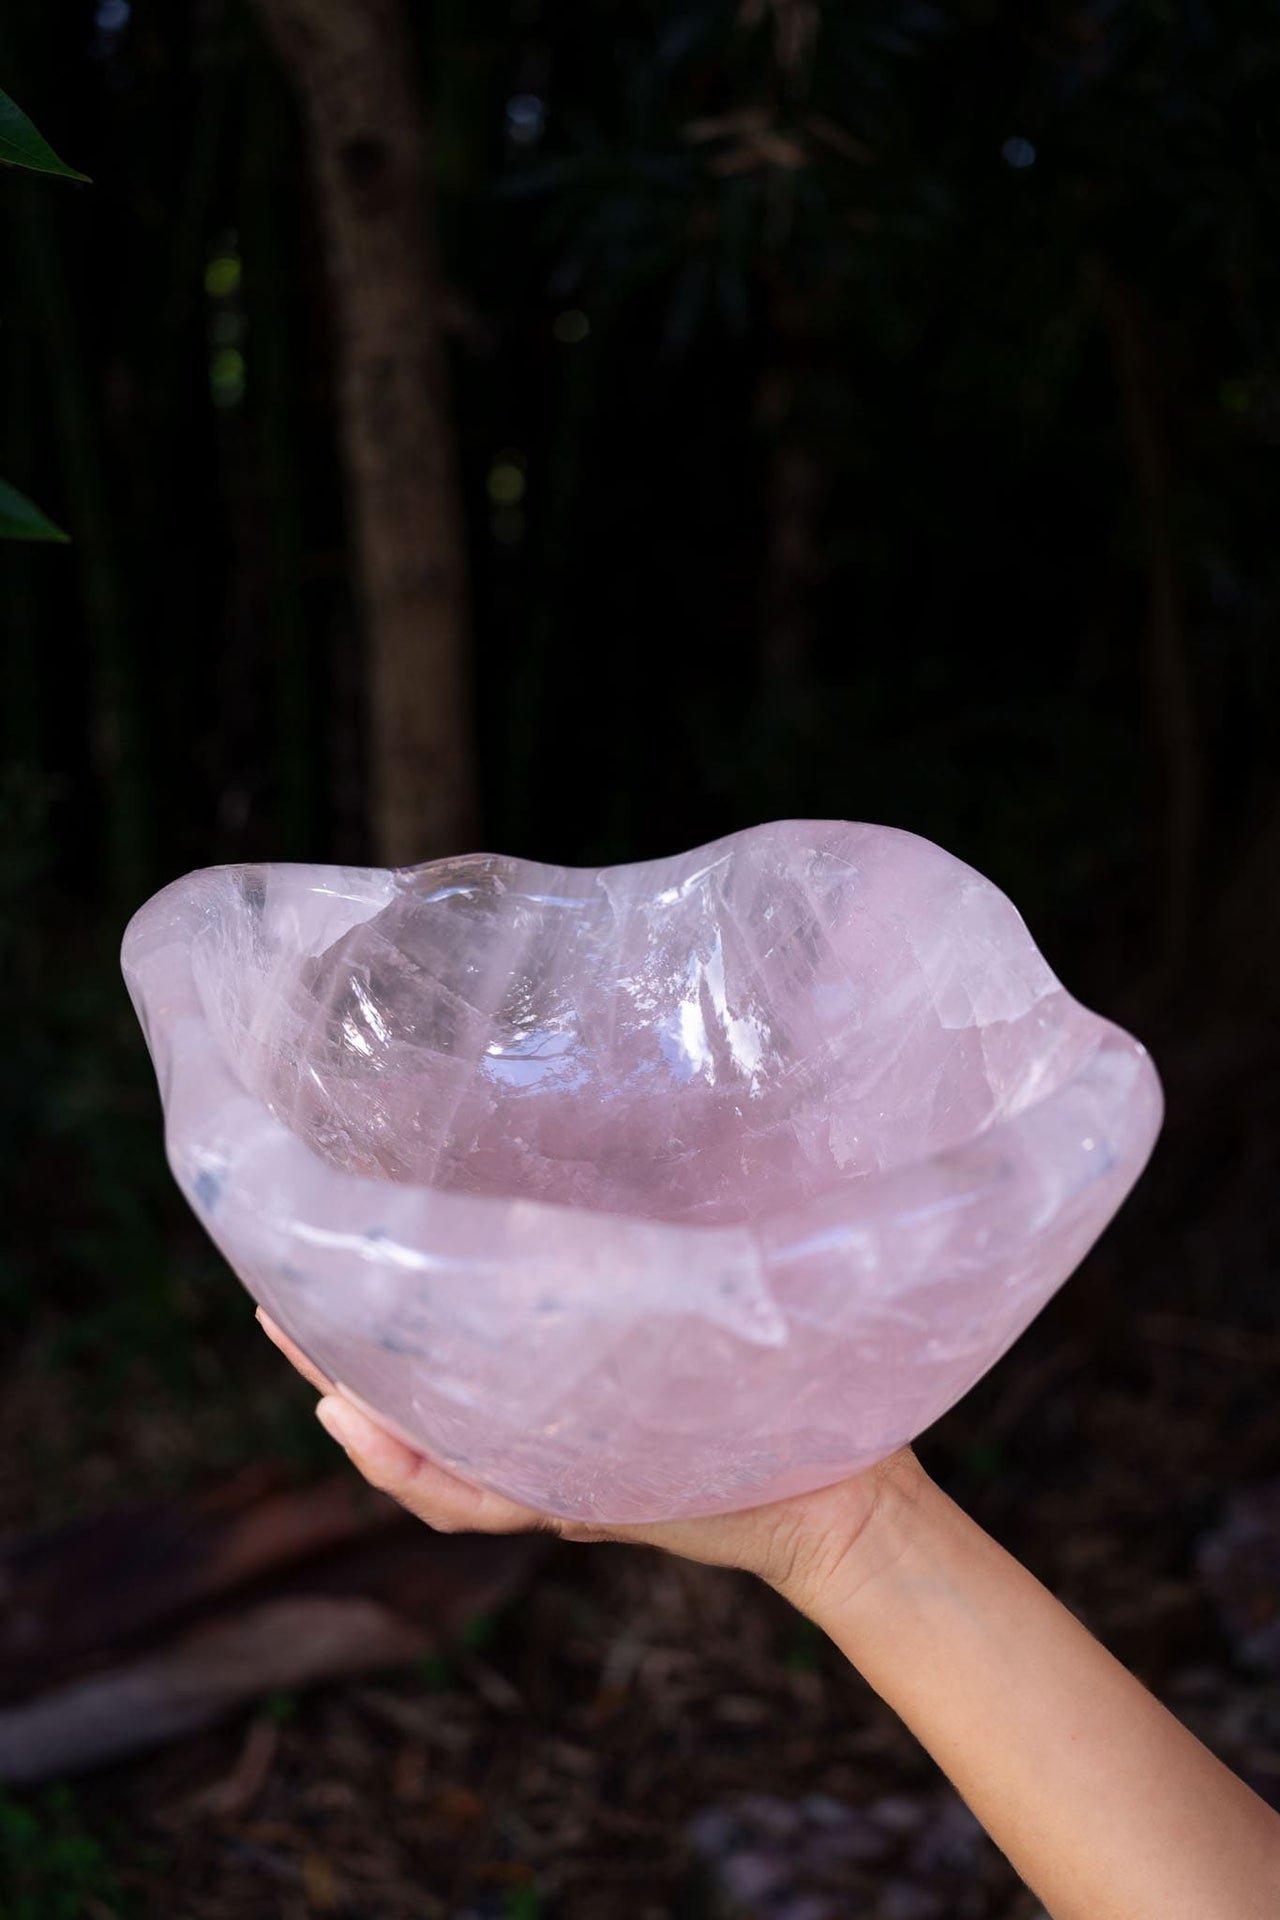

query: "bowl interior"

left=193, top=833, right=1100, bottom=1228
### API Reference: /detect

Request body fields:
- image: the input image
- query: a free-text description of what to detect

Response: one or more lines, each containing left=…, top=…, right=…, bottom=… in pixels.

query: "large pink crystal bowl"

left=121, top=821, right=1162, bottom=1522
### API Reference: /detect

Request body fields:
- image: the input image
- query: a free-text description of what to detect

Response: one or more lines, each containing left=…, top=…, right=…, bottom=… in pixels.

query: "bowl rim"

left=119, top=820, right=1165, bottom=1279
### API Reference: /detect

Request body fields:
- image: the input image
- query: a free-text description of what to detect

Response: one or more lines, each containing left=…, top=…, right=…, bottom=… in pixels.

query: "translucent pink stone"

left=121, top=821, right=1162, bottom=1522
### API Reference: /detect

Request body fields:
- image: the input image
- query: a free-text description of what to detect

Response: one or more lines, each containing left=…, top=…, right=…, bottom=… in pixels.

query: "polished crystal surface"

left=121, top=821, right=1163, bottom=1522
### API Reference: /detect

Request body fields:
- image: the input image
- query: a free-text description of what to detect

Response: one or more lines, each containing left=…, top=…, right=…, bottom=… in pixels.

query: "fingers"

left=258, top=1304, right=558, bottom=1537
left=256, top=1307, right=337, bottom=1395
left=313, top=1392, right=555, bottom=1538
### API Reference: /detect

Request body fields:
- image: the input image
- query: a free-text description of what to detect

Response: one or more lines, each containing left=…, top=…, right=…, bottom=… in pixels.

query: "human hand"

left=257, top=1308, right=925, bottom=1619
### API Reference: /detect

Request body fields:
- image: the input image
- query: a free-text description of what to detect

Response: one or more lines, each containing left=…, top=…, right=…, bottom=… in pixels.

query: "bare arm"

left=259, top=1310, right=1280, bottom=1920
left=806, top=1456, right=1280, bottom=1920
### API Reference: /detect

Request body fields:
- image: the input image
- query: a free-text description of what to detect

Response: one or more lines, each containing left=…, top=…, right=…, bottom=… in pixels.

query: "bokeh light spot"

left=487, top=460, right=527, bottom=506
left=210, top=347, right=246, bottom=408
left=506, top=93, right=547, bottom=144
left=205, top=255, right=243, bottom=299
left=553, top=309, right=590, bottom=345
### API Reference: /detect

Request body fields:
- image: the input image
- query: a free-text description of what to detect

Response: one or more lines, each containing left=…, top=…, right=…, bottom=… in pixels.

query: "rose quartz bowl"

left=121, top=820, right=1163, bottom=1522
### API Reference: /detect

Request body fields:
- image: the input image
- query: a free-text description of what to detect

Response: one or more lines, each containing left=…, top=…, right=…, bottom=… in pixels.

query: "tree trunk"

left=251, top=0, right=478, bottom=866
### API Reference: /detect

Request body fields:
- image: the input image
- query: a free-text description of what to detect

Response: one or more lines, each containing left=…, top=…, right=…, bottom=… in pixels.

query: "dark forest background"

left=2, top=3, right=1280, bottom=1916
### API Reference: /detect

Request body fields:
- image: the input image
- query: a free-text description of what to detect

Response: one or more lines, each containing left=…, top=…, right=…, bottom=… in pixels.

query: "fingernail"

left=316, top=1396, right=359, bottom=1453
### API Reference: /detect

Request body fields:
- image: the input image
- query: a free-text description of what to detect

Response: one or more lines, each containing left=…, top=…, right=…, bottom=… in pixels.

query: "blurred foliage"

left=1, top=0, right=1278, bottom=1493
left=0, top=1784, right=133, bottom=1919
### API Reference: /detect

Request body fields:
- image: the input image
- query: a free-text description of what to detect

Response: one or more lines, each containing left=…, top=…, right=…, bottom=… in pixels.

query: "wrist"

left=769, top=1444, right=939, bottom=1621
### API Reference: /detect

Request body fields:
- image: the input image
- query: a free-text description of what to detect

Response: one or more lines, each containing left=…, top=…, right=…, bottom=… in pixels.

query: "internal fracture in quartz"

left=122, top=821, right=1164, bottom=1524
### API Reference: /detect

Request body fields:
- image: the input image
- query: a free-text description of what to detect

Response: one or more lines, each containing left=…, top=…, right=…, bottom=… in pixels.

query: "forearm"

left=803, top=1460, right=1280, bottom=1920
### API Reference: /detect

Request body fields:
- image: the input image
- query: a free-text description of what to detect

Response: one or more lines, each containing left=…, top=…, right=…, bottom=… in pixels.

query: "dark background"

left=2, top=3, right=1279, bottom=1916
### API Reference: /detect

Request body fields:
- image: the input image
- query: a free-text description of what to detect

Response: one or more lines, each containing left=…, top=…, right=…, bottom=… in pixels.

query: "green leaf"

left=0, top=478, right=69, bottom=543
left=0, top=89, right=90, bottom=183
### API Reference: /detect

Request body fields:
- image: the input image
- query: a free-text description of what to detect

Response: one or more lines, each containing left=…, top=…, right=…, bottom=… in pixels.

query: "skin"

left=260, top=1308, right=1280, bottom=1920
